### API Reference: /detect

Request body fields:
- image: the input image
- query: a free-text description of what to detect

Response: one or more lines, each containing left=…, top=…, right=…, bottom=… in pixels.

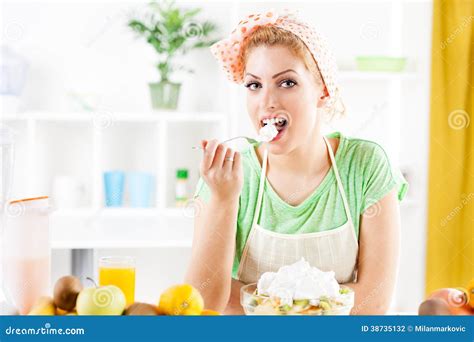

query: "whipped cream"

left=257, top=258, right=341, bottom=303
left=257, top=123, right=278, bottom=142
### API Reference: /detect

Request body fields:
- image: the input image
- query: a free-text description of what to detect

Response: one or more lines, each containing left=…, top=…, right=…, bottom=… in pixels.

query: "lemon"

left=158, top=284, right=204, bottom=315
left=28, top=296, right=56, bottom=316
left=201, top=309, right=221, bottom=315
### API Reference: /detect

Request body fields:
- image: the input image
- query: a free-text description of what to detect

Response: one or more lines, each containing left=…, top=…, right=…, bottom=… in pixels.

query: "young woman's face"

left=244, top=45, right=326, bottom=155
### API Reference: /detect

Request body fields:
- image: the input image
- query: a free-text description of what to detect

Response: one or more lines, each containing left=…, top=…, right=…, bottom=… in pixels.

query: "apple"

left=76, top=284, right=126, bottom=316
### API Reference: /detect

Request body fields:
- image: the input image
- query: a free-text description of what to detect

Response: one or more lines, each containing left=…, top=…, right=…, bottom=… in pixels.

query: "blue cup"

left=127, top=172, right=154, bottom=208
left=104, top=171, right=125, bottom=207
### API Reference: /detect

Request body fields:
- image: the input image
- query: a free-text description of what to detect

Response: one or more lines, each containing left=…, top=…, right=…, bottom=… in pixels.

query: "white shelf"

left=52, top=207, right=193, bottom=219
left=52, top=240, right=192, bottom=250
left=52, top=233, right=193, bottom=250
left=1, top=111, right=226, bottom=123
left=51, top=207, right=195, bottom=249
left=339, top=71, right=419, bottom=81
left=3, top=109, right=225, bottom=251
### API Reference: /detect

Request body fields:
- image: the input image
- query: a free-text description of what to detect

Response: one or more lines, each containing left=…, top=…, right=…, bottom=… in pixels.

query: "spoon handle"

left=191, top=136, right=259, bottom=150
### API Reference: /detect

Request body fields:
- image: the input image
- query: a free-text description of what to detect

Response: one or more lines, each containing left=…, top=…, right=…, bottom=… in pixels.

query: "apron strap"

left=251, top=137, right=353, bottom=228
left=323, top=136, right=354, bottom=227
left=252, top=148, right=268, bottom=227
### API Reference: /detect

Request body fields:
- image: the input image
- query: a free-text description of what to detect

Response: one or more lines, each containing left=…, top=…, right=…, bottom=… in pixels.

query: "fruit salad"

left=240, top=258, right=354, bottom=315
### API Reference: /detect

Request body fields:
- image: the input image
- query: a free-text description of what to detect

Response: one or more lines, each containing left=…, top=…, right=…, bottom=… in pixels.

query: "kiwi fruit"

left=124, top=302, right=159, bottom=316
left=53, top=276, right=83, bottom=311
left=418, top=298, right=451, bottom=315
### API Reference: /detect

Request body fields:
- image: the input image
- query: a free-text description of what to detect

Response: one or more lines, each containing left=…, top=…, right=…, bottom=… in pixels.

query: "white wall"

left=3, top=0, right=432, bottom=313
left=1, top=0, right=232, bottom=113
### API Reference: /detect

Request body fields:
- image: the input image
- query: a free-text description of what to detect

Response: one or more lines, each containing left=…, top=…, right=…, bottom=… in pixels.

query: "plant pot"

left=148, top=81, right=181, bottom=110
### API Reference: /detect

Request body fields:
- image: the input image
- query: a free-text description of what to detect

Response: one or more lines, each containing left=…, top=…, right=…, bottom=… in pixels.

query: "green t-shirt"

left=193, top=132, right=408, bottom=279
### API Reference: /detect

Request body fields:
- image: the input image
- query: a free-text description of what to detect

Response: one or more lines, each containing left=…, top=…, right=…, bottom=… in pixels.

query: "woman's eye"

left=280, top=79, right=296, bottom=88
left=244, top=82, right=261, bottom=91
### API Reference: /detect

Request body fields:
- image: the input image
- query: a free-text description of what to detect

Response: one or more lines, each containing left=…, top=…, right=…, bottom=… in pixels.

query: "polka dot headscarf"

left=210, top=9, right=345, bottom=118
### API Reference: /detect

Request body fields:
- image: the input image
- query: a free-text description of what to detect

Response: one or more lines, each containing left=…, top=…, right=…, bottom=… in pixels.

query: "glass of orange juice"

left=98, top=256, right=135, bottom=306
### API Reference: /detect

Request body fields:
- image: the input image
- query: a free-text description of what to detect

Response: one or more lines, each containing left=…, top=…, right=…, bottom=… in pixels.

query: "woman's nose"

left=261, top=88, right=279, bottom=111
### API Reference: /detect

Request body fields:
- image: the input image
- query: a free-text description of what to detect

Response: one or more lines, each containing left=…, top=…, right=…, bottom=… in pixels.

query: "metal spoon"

left=191, top=136, right=263, bottom=150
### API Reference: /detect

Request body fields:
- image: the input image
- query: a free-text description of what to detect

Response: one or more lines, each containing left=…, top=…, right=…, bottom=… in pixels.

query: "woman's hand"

left=200, top=139, right=243, bottom=201
left=223, top=279, right=246, bottom=315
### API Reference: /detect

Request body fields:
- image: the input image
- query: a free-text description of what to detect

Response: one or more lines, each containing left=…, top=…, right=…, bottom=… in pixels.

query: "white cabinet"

left=2, top=111, right=226, bottom=249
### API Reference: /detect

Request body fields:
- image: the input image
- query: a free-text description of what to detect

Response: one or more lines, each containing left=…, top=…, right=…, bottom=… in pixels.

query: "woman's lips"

left=257, top=112, right=290, bottom=143
left=259, top=112, right=290, bottom=128
left=271, top=125, right=287, bottom=142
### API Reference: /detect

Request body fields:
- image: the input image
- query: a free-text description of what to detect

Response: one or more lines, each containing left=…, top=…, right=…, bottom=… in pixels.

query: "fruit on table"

left=419, top=298, right=452, bottom=315
left=158, top=284, right=204, bottom=315
left=243, top=286, right=353, bottom=316
left=124, top=302, right=159, bottom=316
left=201, top=309, right=221, bottom=315
left=253, top=301, right=278, bottom=315
left=55, top=307, right=69, bottom=315
left=54, top=275, right=83, bottom=311
left=28, top=297, right=56, bottom=315
left=76, top=285, right=126, bottom=315
left=427, top=288, right=472, bottom=315
left=467, top=279, right=474, bottom=309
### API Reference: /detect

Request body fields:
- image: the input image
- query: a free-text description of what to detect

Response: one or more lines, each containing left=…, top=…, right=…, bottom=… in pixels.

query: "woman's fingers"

left=211, top=144, right=227, bottom=169
left=201, top=140, right=241, bottom=188
left=199, top=140, right=243, bottom=200
left=223, top=148, right=235, bottom=172
left=232, top=151, right=242, bottom=172
left=202, top=139, right=219, bottom=171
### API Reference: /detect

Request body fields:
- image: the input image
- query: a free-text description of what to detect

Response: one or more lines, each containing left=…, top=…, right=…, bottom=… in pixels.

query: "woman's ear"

left=316, top=86, right=330, bottom=108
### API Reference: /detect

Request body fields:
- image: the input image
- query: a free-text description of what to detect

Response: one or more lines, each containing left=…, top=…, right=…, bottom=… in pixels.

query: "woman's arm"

left=185, top=196, right=240, bottom=311
left=184, top=139, right=243, bottom=312
left=343, top=189, right=401, bottom=315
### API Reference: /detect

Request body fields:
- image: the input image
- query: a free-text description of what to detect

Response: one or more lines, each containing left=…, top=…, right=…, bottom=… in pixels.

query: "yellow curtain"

left=426, top=0, right=474, bottom=295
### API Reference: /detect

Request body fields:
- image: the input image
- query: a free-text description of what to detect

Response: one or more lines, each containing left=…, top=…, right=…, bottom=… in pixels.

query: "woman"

left=185, top=10, right=408, bottom=315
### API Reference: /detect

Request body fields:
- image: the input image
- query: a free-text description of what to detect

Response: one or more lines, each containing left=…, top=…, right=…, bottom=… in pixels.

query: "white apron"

left=237, top=137, right=359, bottom=284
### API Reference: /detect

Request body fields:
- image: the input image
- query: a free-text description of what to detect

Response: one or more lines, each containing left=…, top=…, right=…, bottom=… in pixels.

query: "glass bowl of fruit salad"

left=240, top=283, right=354, bottom=316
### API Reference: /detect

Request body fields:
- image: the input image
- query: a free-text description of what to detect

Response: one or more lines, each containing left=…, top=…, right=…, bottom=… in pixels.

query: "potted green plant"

left=128, top=0, right=218, bottom=110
